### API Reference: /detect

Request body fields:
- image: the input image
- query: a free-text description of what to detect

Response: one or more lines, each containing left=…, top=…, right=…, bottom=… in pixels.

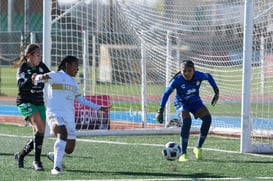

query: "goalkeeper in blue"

left=156, top=60, right=219, bottom=162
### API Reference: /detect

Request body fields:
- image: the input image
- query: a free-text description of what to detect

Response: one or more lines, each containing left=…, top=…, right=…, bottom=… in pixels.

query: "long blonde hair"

left=13, top=44, right=41, bottom=68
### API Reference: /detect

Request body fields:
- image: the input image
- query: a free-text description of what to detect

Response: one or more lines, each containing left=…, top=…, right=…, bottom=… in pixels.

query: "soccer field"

left=1, top=124, right=273, bottom=181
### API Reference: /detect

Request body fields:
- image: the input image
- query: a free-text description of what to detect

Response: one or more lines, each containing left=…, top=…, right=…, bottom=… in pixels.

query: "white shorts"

left=47, top=113, right=76, bottom=140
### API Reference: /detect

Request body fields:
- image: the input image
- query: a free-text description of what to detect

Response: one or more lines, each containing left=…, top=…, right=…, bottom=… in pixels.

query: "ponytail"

left=13, top=44, right=40, bottom=68
left=13, top=56, right=26, bottom=68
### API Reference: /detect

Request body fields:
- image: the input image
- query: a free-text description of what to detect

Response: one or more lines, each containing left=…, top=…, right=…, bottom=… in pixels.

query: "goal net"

left=46, top=0, right=273, bottom=153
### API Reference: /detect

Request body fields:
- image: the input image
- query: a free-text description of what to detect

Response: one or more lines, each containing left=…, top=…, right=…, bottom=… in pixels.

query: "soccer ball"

left=162, top=142, right=181, bottom=161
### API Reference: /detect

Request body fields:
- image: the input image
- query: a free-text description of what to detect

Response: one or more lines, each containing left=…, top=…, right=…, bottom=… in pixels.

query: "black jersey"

left=16, top=61, right=50, bottom=106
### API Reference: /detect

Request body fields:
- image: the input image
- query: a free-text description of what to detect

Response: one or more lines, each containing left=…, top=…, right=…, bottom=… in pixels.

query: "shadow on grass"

left=201, top=158, right=273, bottom=164
left=0, top=153, right=16, bottom=157
left=67, top=153, right=273, bottom=164
left=0, top=152, right=38, bottom=158
left=66, top=169, right=223, bottom=178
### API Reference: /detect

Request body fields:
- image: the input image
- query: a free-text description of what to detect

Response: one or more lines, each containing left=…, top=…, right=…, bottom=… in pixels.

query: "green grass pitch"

left=1, top=124, right=273, bottom=180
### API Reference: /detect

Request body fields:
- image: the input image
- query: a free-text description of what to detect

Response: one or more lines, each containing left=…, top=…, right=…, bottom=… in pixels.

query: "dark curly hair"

left=57, top=56, right=79, bottom=71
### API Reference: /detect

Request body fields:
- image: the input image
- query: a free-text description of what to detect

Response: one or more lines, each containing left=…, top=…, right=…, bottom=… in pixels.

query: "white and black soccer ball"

left=162, top=142, right=181, bottom=161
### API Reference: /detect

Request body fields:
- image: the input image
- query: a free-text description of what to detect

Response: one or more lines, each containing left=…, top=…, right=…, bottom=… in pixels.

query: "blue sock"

left=180, top=118, right=192, bottom=154
left=196, top=115, right=212, bottom=148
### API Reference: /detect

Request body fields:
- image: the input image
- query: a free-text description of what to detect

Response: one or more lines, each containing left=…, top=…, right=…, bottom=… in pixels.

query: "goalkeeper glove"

left=155, top=107, right=164, bottom=124
left=211, top=87, right=219, bottom=106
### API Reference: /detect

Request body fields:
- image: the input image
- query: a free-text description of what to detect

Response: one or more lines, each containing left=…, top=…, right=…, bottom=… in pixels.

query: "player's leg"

left=47, top=116, right=77, bottom=174
left=195, top=106, right=211, bottom=148
left=28, top=105, right=46, bottom=171
left=65, top=139, right=76, bottom=154
left=175, top=102, right=192, bottom=162
left=14, top=138, right=34, bottom=168
left=47, top=122, right=57, bottom=162
left=48, top=139, right=75, bottom=171
left=15, top=103, right=34, bottom=168
left=65, top=121, right=77, bottom=154
left=46, top=123, right=65, bottom=169
left=193, top=106, right=212, bottom=159
left=51, top=121, right=76, bottom=155
left=179, top=110, right=192, bottom=161
left=51, top=124, right=67, bottom=174
left=15, top=103, right=45, bottom=169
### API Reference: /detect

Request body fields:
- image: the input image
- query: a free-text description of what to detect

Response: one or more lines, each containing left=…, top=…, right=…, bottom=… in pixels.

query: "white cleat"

left=51, top=167, right=62, bottom=175
left=47, top=152, right=66, bottom=169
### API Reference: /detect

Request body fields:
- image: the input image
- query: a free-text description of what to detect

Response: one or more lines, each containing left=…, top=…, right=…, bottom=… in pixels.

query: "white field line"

left=2, top=133, right=273, bottom=180
left=77, top=138, right=273, bottom=159
left=1, top=133, right=273, bottom=159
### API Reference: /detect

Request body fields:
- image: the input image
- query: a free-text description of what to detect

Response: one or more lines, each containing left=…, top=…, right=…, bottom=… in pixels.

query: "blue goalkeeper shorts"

left=174, top=100, right=205, bottom=118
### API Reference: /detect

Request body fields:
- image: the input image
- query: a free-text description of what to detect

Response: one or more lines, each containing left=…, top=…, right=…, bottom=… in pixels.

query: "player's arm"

left=31, top=72, right=51, bottom=85
left=211, top=86, right=219, bottom=106
left=206, top=73, right=219, bottom=106
left=156, top=82, right=175, bottom=123
left=16, top=68, right=32, bottom=88
left=75, top=95, right=112, bottom=112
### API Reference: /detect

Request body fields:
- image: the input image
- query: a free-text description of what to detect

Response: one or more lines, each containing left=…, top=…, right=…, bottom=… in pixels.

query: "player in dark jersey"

left=156, top=60, right=219, bottom=162
left=13, top=44, right=50, bottom=171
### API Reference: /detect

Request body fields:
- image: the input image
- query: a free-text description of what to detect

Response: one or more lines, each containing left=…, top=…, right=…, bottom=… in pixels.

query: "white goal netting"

left=47, top=0, right=273, bottom=152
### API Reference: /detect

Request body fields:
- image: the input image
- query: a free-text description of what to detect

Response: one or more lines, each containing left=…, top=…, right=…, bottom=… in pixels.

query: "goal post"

left=42, top=0, right=51, bottom=67
left=241, top=0, right=273, bottom=153
left=241, top=0, right=254, bottom=153
left=43, top=0, right=273, bottom=153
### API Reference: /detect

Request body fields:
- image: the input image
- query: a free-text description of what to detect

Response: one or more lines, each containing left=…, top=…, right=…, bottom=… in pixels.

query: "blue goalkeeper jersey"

left=159, top=70, right=218, bottom=107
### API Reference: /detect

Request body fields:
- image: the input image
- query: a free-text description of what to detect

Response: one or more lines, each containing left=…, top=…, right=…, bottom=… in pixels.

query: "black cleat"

left=32, top=161, right=44, bottom=171
left=14, top=152, right=24, bottom=168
